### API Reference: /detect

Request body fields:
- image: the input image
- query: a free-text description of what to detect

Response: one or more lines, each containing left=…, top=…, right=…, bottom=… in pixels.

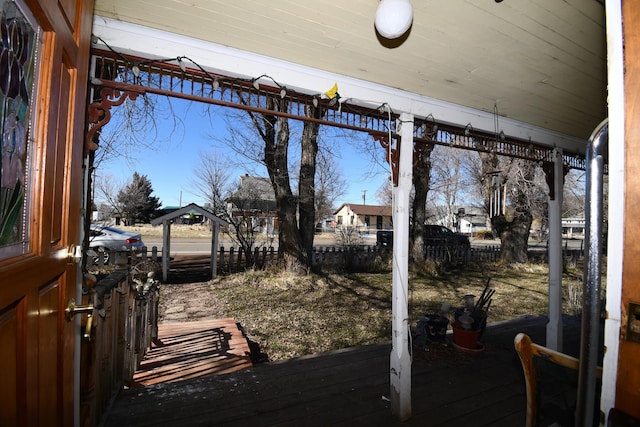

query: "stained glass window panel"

left=0, top=0, right=39, bottom=259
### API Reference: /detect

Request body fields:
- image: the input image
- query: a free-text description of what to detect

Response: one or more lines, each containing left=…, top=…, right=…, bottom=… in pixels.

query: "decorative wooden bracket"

left=372, top=133, right=433, bottom=187
left=542, top=160, right=570, bottom=201
left=85, top=86, right=144, bottom=154
left=414, top=140, right=435, bottom=167
left=373, top=134, right=400, bottom=186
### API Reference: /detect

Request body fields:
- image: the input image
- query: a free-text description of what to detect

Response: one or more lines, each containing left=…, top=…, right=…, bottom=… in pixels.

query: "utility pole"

left=362, top=189, right=367, bottom=205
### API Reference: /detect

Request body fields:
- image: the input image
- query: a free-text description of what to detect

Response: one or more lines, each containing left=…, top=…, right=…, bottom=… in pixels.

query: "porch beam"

left=91, top=16, right=587, bottom=156
left=89, top=48, right=589, bottom=170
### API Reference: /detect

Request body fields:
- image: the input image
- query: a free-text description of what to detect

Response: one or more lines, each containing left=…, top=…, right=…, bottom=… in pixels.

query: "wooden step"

left=132, top=318, right=252, bottom=387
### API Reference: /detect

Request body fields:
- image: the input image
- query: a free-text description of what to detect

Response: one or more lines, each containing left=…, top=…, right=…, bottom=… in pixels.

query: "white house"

left=334, top=203, right=392, bottom=232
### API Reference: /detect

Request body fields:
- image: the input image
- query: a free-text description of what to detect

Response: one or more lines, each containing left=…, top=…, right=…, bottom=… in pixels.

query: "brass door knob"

left=65, top=299, right=95, bottom=340
left=65, top=298, right=94, bottom=320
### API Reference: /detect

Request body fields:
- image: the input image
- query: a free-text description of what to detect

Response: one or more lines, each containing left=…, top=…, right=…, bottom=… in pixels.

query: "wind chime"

left=489, top=171, right=505, bottom=218
left=489, top=104, right=506, bottom=218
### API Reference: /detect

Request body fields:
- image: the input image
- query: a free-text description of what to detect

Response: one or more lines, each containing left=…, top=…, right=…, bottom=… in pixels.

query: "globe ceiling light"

left=374, top=0, right=414, bottom=39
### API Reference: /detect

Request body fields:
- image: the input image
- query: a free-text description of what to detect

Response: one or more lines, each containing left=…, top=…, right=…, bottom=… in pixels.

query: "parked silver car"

left=89, top=224, right=144, bottom=264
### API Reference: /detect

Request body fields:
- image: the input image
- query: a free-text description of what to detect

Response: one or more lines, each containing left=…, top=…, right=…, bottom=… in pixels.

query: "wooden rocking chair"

left=514, top=333, right=602, bottom=427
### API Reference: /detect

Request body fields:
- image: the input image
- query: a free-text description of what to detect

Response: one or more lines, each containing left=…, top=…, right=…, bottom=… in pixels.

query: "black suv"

left=376, top=225, right=470, bottom=248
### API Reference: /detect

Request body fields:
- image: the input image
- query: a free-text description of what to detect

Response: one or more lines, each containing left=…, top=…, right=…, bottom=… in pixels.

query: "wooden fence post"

left=219, top=246, right=226, bottom=273
left=237, top=248, right=243, bottom=271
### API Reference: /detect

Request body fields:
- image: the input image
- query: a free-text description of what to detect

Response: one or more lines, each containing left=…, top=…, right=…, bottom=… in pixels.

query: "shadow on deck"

left=132, top=319, right=253, bottom=387
left=104, top=315, right=583, bottom=426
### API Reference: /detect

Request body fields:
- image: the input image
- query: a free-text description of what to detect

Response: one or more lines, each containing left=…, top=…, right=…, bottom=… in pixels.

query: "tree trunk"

left=298, top=106, right=321, bottom=265
left=492, top=159, right=536, bottom=264
left=411, top=142, right=434, bottom=261
left=492, top=212, right=532, bottom=264
left=261, top=97, right=306, bottom=269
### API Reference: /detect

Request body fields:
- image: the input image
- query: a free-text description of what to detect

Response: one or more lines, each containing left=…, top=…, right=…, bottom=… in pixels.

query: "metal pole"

left=576, top=118, right=608, bottom=427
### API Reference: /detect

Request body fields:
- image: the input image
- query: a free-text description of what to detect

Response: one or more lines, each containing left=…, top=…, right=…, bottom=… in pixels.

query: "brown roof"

left=334, top=203, right=392, bottom=217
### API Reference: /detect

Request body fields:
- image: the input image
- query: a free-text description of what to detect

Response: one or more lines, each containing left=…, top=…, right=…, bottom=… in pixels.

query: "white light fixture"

left=375, top=0, right=413, bottom=39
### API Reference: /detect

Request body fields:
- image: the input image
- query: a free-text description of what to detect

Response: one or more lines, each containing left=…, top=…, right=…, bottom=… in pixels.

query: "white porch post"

left=546, top=147, right=564, bottom=351
left=390, top=112, right=413, bottom=421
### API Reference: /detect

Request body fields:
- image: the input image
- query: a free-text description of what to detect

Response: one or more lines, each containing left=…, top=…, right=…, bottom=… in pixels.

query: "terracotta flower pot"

left=452, top=321, right=481, bottom=349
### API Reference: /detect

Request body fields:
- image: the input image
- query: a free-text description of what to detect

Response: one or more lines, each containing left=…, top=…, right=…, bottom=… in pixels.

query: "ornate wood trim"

left=85, top=86, right=144, bottom=153
left=542, top=160, right=569, bottom=201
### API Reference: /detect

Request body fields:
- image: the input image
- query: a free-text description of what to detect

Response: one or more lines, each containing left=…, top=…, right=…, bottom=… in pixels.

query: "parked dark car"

left=423, top=225, right=470, bottom=248
left=376, top=225, right=470, bottom=249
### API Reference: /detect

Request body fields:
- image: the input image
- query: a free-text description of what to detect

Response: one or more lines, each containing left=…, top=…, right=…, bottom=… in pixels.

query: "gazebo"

left=150, top=203, right=229, bottom=282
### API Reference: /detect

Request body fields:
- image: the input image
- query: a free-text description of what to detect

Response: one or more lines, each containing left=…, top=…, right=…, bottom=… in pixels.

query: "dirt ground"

left=158, top=280, right=221, bottom=323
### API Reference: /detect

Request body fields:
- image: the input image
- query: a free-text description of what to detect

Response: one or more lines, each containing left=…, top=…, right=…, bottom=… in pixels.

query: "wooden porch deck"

left=104, top=315, right=583, bottom=426
left=132, top=319, right=252, bottom=387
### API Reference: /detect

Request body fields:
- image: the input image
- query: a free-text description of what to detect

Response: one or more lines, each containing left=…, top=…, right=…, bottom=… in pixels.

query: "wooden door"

left=619, top=2, right=640, bottom=419
left=0, top=0, right=93, bottom=425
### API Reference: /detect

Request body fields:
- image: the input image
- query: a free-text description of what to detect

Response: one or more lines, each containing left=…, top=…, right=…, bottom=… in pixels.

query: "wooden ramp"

left=132, top=318, right=252, bottom=387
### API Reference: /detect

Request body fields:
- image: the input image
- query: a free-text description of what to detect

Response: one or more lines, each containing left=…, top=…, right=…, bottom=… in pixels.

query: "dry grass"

left=157, top=261, right=582, bottom=362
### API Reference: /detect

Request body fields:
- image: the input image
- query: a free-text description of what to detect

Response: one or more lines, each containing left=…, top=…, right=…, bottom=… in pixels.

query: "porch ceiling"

left=93, top=0, right=606, bottom=141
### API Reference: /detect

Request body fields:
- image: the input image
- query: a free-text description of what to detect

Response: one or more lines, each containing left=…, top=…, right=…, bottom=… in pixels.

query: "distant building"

left=155, top=205, right=208, bottom=224
left=429, top=206, right=491, bottom=236
left=226, top=175, right=278, bottom=234
left=562, top=217, right=585, bottom=238
left=333, top=203, right=392, bottom=232
left=456, top=206, right=491, bottom=236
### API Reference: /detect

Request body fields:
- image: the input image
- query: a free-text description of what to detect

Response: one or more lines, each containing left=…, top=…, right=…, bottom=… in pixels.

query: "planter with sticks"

left=452, top=278, right=494, bottom=351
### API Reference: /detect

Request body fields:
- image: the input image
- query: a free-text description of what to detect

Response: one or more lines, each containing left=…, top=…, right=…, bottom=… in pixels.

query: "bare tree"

left=189, top=151, right=276, bottom=266
left=213, top=96, right=322, bottom=271
left=190, top=149, right=233, bottom=214
left=475, top=151, right=543, bottom=264
left=298, top=106, right=321, bottom=265
left=429, top=146, right=470, bottom=228
left=94, top=173, right=126, bottom=220
left=93, top=94, right=184, bottom=170
left=375, top=179, right=393, bottom=206
left=224, top=175, right=277, bottom=265
left=411, top=131, right=481, bottom=261
left=411, top=140, right=435, bottom=261
left=563, top=170, right=586, bottom=218
left=314, top=149, right=347, bottom=226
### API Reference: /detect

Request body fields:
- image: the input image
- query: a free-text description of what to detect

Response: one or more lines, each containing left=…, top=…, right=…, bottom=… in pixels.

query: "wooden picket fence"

left=80, top=267, right=159, bottom=427
left=85, top=244, right=584, bottom=276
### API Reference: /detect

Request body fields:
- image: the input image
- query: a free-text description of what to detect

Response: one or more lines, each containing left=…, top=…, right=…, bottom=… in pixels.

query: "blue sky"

left=97, top=96, right=391, bottom=209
